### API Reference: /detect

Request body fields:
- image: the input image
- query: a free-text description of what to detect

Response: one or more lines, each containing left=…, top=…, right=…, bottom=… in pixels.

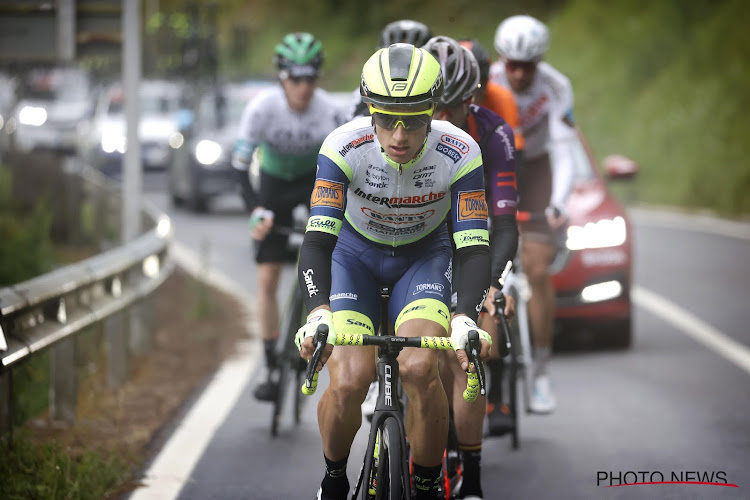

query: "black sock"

left=413, top=462, right=442, bottom=500
left=487, top=358, right=504, bottom=405
left=263, top=339, right=277, bottom=372
left=459, top=444, right=483, bottom=498
left=320, top=455, right=349, bottom=500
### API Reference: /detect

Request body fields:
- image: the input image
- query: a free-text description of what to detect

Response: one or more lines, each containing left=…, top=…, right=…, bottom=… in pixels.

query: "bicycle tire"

left=358, top=417, right=409, bottom=500
left=508, top=319, right=520, bottom=450
left=271, top=283, right=304, bottom=436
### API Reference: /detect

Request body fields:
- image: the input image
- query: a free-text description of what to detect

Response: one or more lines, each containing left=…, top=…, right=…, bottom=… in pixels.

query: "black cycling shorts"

left=254, top=170, right=315, bottom=264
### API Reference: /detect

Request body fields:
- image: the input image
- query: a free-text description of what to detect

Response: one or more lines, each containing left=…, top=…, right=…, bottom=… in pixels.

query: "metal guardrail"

left=0, top=162, right=174, bottom=432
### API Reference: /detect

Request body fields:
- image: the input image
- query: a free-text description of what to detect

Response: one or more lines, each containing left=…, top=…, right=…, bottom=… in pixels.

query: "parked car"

left=167, top=80, right=274, bottom=212
left=77, top=80, right=188, bottom=177
left=550, top=129, right=638, bottom=347
left=0, top=70, right=19, bottom=153
left=11, top=67, right=95, bottom=154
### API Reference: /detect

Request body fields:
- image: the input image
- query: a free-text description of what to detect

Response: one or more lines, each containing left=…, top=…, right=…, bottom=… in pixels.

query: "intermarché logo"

left=597, top=470, right=739, bottom=488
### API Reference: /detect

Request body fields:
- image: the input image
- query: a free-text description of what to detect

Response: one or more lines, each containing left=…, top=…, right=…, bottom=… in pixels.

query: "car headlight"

left=101, top=131, right=126, bottom=153
left=566, top=216, right=626, bottom=250
left=195, top=139, right=223, bottom=166
left=18, top=106, right=47, bottom=126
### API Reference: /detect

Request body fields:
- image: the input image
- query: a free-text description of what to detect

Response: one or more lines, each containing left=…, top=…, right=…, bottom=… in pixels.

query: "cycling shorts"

left=254, top=170, right=315, bottom=264
left=330, top=224, right=453, bottom=337
left=517, top=153, right=554, bottom=243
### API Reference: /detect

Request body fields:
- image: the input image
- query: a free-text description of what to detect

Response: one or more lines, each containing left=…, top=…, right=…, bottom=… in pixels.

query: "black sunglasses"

left=288, top=75, right=318, bottom=84
left=371, top=111, right=433, bottom=131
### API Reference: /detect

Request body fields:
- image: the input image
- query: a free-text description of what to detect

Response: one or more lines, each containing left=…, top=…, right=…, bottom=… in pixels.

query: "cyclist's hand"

left=295, top=308, right=335, bottom=371
left=483, top=287, right=516, bottom=323
left=450, top=315, right=492, bottom=371
left=545, top=205, right=568, bottom=230
left=248, top=207, right=274, bottom=241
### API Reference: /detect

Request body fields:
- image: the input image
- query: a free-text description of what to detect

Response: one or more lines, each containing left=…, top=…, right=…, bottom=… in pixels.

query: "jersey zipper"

left=393, top=164, right=403, bottom=253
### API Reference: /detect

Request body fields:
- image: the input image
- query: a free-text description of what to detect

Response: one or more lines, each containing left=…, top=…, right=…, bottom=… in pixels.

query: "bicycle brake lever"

left=493, top=290, right=511, bottom=358
left=466, top=330, right=486, bottom=397
left=302, top=324, right=329, bottom=395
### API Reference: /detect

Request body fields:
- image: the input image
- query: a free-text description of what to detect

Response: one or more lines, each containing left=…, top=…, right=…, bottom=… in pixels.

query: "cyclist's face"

left=281, top=75, right=317, bottom=112
left=505, top=59, right=537, bottom=92
left=372, top=105, right=432, bottom=164
left=435, top=100, right=471, bottom=128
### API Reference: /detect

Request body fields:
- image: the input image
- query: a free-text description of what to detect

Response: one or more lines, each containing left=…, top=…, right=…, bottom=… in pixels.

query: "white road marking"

left=628, top=207, right=750, bottom=241
left=633, top=285, right=750, bottom=376
left=129, top=242, right=261, bottom=500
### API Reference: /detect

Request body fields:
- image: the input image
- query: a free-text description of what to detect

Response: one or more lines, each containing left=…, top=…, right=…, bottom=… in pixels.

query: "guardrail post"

left=129, top=299, right=154, bottom=356
left=106, top=310, right=129, bottom=389
left=50, top=336, right=77, bottom=423
left=0, top=370, right=11, bottom=438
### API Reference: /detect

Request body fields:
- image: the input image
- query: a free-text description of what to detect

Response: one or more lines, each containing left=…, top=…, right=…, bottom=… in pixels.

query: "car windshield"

left=141, top=94, right=180, bottom=115
left=198, top=87, right=256, bottom=129
left=25, top=69, right=89, bottom=102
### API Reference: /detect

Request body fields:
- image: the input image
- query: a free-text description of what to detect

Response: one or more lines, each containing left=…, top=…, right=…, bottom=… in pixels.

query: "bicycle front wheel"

left=362, top=416, right=409, bottom=500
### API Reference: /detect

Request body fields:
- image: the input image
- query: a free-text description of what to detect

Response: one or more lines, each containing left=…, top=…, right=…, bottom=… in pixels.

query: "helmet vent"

left=388, top=43, right=415, bottom=81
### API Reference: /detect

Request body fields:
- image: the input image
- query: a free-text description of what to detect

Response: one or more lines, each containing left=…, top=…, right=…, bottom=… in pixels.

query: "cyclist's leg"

left=518, top=154, right=557, bottom=413
left=391, top=246, right=452, bottom=499
left=316, top=234, right=380, bottom=498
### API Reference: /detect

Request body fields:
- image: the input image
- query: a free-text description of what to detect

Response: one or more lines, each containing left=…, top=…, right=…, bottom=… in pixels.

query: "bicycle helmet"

left=378, top=20, right=433, bottom=49
left=422, top=36, right=480, bottom=108
left=493, top=15, right=549, bottom=62
left=360, top=43, right=443, bottom=110
left=274, top=32, right=324, bottom=77
left=459, top=39, right=491, bottom=85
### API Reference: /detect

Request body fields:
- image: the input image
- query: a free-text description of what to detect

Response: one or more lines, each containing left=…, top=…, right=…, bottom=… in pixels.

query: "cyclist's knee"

left=399, top=351, right=439, bottom=392
left=328, top=363, right=372, bottom=406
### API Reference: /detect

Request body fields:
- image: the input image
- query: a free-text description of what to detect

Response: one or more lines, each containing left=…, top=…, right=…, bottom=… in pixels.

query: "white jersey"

left=309, top=117, right=490, bottom=249
left=489, top=61, right=576, bottom=208
left=234, top=86, right=346, bottom=180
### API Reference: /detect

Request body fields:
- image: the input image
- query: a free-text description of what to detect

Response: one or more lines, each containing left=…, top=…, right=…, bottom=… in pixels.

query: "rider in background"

left=489, top=15, right=577, bottom=414
left=295, top=43, right=492, bottom=500
left=458, top=39, right=525, bottom=158
left=425, top=35, right=518, bottom=500
left=347, top=19, right=433, bottom=119
left=459, top=37, right=525, bottom=433
left=231, top=32, right=346, bottom=402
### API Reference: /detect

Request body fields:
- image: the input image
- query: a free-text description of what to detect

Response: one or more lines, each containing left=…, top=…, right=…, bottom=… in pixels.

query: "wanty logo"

left=361, top=207, right=435, bottom=225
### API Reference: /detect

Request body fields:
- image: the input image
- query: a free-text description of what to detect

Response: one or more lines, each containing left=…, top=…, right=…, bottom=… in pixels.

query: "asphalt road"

left=132, top=175, right=749, bottom=500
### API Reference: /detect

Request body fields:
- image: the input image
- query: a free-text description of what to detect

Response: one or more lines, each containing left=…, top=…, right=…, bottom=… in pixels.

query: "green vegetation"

left=0, top=431, right=130, bottom=500
left=206, top=0, right=748, bottom=216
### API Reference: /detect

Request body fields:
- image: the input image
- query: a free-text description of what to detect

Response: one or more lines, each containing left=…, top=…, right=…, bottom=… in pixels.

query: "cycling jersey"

left=309, top=117, right=489, bottom=248
left=464, top=104, right=519, bottom=285
left=298, top=117, right=491, bottom=323
left=233, top=86, right=346, bottom=180
left=488, top=61, right=576, bottom=209
left=477, top=81, right=525, bottom=151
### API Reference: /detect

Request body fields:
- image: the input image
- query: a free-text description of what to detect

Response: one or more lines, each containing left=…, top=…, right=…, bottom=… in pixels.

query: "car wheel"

left=609, top=318, right=632, bottom=349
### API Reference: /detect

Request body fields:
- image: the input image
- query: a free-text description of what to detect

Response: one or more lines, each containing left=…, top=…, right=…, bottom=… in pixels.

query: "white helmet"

left=493, top=15, right=549, bottom=62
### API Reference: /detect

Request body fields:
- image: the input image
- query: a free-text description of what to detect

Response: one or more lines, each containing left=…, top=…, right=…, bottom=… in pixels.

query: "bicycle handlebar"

left=493, top=290, right=512, bottom=359
left=301, top=326, right=486, bottom=401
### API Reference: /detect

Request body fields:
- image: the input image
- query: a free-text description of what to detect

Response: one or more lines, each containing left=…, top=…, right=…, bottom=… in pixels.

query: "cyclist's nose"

left=392, top=122, right=408, bottom=139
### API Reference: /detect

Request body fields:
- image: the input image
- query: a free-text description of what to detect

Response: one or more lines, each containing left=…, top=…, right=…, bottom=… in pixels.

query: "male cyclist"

left=459, top=37, right=524, bottom=433
left=232, top=32, right=345, bottom=402
left=347, top=19, right=433, bottom=120
left=489, top=15, right=577, bottom=413
left=295, top=43, right=492, bottom=500
left=425, top=35, right=518, bottom=500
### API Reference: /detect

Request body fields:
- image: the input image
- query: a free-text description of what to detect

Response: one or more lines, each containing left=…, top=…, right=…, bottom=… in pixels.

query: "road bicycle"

left=489, top=286, right=520, bottom=450
left=302, top=288, right=486, bottom=500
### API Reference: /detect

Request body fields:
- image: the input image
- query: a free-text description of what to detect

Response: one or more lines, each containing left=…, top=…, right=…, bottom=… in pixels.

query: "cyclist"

left=424, top=35, right=518, bottom=500
left=347, top=19, right=433, bottom=120
left=295, top=43, right=492, bottom=500
left=458, top=37, right=526, bottom=435
left=489, top=15, right=577, bottom=413
left=231, top=32, right=346, bottom=402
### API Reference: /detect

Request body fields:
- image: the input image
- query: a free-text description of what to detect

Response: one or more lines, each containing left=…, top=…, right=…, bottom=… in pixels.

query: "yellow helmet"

left=360, top=43, right=443, bottom=110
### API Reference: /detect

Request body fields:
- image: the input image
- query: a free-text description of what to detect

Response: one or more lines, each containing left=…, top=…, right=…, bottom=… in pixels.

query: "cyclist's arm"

left=548, top=72, right=577, bottom=212
left=451, top=159, right=491, bottom=322
left=297, top=149, right=350, bottom=313
left=232, top=99, right=263, bottom=208
left=484, top=121, right=519, bottom=287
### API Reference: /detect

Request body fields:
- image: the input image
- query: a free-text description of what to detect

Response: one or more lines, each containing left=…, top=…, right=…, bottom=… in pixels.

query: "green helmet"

left=360, top=43, right=443, bottom=110
left=274, top=32, right=324, bottom=77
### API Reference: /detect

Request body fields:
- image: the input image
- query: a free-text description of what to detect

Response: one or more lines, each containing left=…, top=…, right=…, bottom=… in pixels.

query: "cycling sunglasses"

left=288, top=75, right=318, bottom=84
left=369, top=105, right=434, bottom=131
left=505, top=60, right=537, bottom=72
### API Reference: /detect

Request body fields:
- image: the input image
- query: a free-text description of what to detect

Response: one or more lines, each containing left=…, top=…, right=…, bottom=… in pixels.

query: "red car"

left=550, top=129, right=638, bottom=347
